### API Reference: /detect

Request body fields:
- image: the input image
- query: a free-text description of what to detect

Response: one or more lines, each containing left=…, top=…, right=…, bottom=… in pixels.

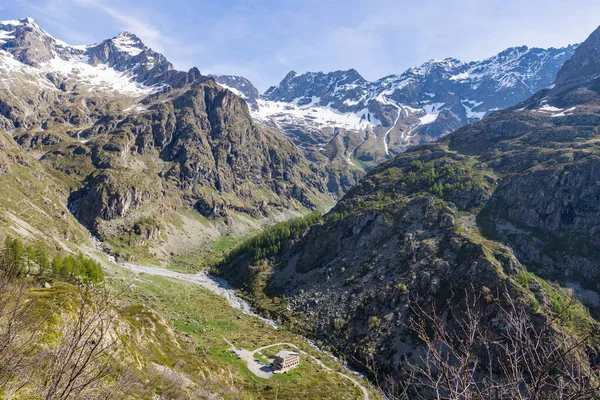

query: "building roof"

left=275, top=350, right=299, bottom=359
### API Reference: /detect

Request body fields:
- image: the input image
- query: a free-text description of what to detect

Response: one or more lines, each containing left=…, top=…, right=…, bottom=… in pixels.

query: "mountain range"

left=214, top=43, right=577, bottom=194
left=2, top=15, right=600, bottom=399
left=0, top=17, right=331, bottom=262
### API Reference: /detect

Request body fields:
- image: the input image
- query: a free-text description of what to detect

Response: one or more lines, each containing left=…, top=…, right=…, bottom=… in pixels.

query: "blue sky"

left=2, top=0, right=600, bottom=91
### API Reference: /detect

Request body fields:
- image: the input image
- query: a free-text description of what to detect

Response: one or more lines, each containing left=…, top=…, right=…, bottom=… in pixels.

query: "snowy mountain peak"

left=406, top=58, right=465, bottom=76
left=110, top=31, right=145, bottom=56
left=0, top=17, right=203, bottom=116
left=0, top=17, right=57, bottom=42
left=283, top=70, right=298, bottom=80
left=263, top=68, right=369, bottom=105
left=115, top=31, right=140, bottom=39
left=0, top=18, right=215, bottom=130
left=0, top=17, right=83, bottom=66
left=254, top=43, right=578, bottom=166
left=0, top=17, right=39, bottom=29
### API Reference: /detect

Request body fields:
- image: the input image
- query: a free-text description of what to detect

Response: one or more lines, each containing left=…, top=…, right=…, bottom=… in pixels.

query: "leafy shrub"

left=333, top=318, right=345, bottom=330
left=51, top=253, right=104, bottom=284
left=515, top=271, right=533, bottom=288
left=396, top=282, right=409, bottom=294
left=368, top=315, right=380, bottom=329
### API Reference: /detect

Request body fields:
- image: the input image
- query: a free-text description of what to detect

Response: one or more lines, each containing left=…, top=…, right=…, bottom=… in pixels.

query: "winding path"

left=226, top=340, right=369, bottom=400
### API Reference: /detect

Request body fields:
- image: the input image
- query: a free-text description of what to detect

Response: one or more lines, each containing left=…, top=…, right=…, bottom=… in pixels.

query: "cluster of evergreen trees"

left=1, top=236, right=103, bottom=284
left=221, top=212, right=322, bottom=265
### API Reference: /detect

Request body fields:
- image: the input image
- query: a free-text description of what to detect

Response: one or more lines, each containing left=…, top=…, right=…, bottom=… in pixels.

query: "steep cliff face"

left=61, top=79, right=330, bottom=239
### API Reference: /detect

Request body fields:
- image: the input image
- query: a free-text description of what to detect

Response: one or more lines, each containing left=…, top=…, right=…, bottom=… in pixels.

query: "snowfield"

left=0, top=18, right=162, bottom=97
left=253, top=98, right=380, bottom=131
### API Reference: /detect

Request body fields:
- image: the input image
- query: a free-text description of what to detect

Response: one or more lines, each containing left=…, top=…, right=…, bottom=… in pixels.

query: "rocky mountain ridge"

left=214, top=44, right=577, bottom=195
left=0, top=17, right=331, bottom=262
left=259, top=45, right=577, bottom=136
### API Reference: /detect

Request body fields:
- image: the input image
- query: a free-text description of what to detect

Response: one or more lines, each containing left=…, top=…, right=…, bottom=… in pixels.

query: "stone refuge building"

left=273, top=350, right=300, bottom=373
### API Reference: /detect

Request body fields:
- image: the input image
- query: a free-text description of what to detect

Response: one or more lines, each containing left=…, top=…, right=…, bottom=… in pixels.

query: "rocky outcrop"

left=76, top=169, right=159, bottom=233
left=211, top=75, right=260, bottom=110
left=63, top=79, right=330, bottom=236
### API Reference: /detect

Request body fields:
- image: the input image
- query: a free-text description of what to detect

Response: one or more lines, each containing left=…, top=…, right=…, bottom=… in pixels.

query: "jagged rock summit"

left=223, top=43, right=576, bottom=195
left=257, top=45, right=578, bottom=155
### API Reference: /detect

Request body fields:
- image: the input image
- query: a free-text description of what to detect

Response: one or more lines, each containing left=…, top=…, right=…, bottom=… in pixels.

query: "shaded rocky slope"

left=0, top=128, right=90, bottom=249
left=216, top=25, right=600, bottom=393
left=64, top=78, right=330, bottom=238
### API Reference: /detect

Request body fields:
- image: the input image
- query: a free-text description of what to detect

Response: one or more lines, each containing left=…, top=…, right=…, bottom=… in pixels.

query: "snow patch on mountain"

left=418, top=113, right=437, bottom=125
left=0, top=18, right=164, bottom=96
left=0, top=50, right=158, bottom=95
left=254, top=99, right=379, bottom=131
left=461, top=99, right=486, bottom=120
left=0, top=30, right=15, bottom=43
left=551, top=106, right=577, bottom=117
left=535, top=104, right=579, bottom=117
left=538, top=104, right=563, bottom=113
left=111, top=32, right=144, bottom=56
left=450, top=72, right=470, bottom=81
left=217, top=82, right=248, bottom=99
left=47, top=57, right=157, bottom=94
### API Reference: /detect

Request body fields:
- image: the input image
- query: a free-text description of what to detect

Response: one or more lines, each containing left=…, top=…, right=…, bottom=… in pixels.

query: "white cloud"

left=68, top=0, right=171, bottom=52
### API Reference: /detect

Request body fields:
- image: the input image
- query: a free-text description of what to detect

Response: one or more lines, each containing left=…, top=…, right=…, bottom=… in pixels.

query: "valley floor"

left=86, top=241, right=381, bottom=400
